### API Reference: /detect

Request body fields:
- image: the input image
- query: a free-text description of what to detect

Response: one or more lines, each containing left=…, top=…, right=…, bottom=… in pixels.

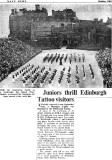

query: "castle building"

left=9, top=5, right=78, bottom=41
left=9, top=4, right=108, bottom=48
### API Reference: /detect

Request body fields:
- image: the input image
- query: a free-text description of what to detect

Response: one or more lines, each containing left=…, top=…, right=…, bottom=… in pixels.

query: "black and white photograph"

left=0, top=3, right=111, bottom=88
left=0, top=2, right=112, bottom=160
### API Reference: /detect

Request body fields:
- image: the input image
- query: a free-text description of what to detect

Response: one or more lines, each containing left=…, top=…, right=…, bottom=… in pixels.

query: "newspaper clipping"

left=0, top=0, right=112, bottom=160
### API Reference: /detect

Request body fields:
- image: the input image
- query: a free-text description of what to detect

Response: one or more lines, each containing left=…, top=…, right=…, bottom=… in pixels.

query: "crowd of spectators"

left=96, top=48, right=112, bottom=88
left=0, top=38, right=41, bottom=82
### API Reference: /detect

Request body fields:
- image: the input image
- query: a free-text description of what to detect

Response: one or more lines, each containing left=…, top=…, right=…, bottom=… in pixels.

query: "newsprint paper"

left=0, top=0, right=112, bottom=160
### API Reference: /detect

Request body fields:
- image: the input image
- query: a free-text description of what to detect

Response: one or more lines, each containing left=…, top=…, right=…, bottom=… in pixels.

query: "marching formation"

left=43, top=53, right=85, bottom=64
left=10, top=52, right=96, bottom=88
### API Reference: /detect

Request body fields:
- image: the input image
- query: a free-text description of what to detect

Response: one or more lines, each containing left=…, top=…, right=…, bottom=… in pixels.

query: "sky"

left=0, top=3, right=111, bottom=38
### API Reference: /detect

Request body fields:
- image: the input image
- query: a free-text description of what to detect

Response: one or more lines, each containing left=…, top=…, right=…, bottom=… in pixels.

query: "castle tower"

left=35, top=5, right=40, bottom=11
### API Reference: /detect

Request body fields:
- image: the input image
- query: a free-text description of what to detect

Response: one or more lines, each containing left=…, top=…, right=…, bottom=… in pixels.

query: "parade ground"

left=0, top=48, right=103, bottom=88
